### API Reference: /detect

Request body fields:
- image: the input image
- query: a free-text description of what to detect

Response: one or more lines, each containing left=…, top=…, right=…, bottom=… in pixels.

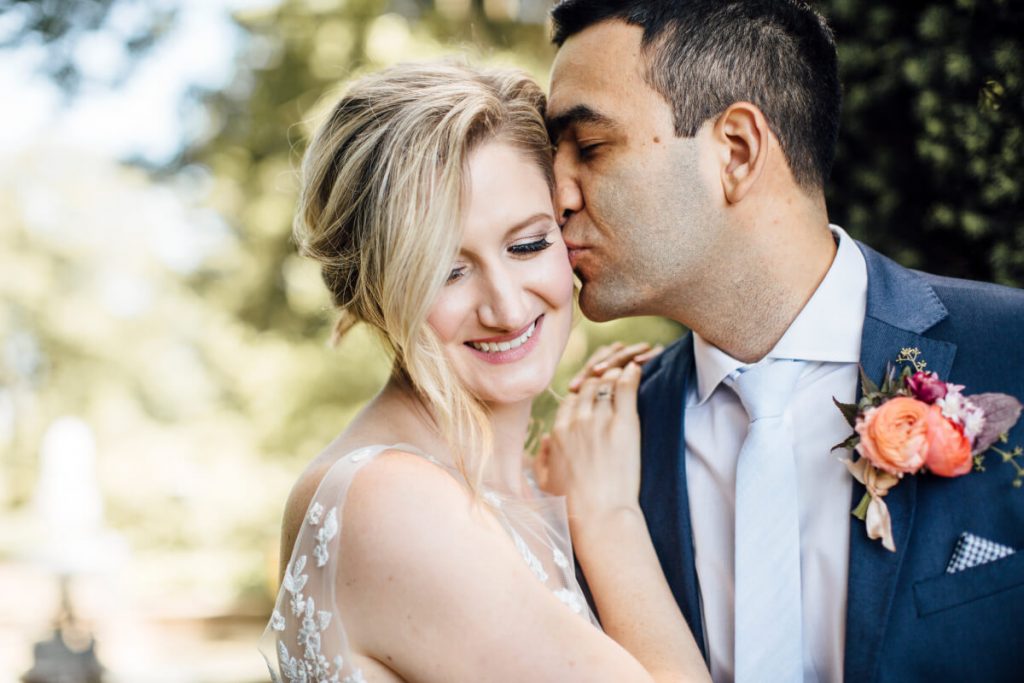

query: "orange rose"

left=855, top=397, right=929, bottom=475
left=923, top=404, right=973, bottom=477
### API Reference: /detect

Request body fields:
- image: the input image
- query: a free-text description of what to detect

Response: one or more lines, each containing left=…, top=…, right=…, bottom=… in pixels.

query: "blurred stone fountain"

left=21, top=416, right=123, bottom=683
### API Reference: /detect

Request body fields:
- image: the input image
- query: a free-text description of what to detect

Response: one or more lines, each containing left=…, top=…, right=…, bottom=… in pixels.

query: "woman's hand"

left=535, top=361, right=643, bottom=527
left=568, top=341, right=663, bottom=392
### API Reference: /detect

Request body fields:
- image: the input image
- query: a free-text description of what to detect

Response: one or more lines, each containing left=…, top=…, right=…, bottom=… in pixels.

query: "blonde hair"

left=295, top=61, right=553, bottom=490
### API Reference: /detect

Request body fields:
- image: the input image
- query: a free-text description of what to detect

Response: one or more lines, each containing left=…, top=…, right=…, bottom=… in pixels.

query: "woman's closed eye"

left=509, top=237, right=553, bottom=256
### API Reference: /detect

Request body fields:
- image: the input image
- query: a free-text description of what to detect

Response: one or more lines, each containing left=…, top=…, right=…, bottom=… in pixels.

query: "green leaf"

left=859, top=365, right=880, bottom=397
left=879, top=363, right=897, bottom=394
left=833, top=396, right=860, bottom=428
left=852, top=492, right=871, bottom=521
left=897, top=365, right=914, bottom=393
left=832, top=433, right=861, bottom=452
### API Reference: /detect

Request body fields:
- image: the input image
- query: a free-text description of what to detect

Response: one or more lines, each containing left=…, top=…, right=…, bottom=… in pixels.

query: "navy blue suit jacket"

left=637, top=242, right=1024, bottom=682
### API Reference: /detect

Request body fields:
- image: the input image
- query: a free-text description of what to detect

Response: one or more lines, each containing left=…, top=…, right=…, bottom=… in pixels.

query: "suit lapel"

left=843, top=243, right=957, bottom=682
left=638, top=334, right=706, bottom=660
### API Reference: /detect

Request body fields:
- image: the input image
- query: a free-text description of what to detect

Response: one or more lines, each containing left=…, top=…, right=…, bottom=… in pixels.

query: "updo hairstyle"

left=294, top=61, right=553, bottom=487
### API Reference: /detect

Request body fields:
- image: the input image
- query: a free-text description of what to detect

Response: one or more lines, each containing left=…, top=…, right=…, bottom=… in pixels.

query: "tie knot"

left=727, top=358, right=804, bottom=421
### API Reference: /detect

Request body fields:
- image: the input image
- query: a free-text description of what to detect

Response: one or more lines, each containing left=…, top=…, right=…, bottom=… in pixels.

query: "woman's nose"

left=477, top=266, right=529, bottom=331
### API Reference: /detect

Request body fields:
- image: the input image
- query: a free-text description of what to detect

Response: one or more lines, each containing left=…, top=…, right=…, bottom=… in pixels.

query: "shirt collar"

left=690, top=225, right=868, bottom=405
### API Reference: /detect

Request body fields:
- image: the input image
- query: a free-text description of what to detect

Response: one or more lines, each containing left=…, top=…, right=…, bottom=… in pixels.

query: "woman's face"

left=426, top=140, right=575, bottom=408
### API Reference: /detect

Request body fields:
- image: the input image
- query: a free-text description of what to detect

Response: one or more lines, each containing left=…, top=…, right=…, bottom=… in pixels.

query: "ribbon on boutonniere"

left=833, top=348, right=1023, bottom=552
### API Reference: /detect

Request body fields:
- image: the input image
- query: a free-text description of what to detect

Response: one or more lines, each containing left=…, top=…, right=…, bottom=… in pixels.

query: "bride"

left=260, top=61, right=709, bottom=682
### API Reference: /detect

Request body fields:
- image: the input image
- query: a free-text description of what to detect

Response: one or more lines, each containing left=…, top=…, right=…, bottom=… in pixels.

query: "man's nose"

left=553, top=146, right=583, bottom=227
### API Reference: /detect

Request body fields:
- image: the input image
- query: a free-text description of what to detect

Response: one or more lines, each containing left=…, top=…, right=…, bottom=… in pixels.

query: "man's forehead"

left=548, top=19, right=646, bottom=117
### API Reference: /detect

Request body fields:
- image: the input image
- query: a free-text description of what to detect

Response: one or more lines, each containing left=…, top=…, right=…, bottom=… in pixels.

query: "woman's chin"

left=474, top=381, right=551, bottom=408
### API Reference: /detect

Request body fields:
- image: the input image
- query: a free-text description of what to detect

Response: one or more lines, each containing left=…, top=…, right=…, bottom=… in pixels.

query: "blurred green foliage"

left=824, top=0, right=1024, bottom=284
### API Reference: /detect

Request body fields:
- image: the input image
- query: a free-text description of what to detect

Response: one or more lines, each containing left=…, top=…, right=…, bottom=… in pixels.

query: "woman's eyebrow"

left=503, top=212, right=554, bottom=239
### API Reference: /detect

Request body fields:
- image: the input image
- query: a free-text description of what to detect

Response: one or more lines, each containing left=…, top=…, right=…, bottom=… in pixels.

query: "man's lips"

left=563, top=240, right=589, bottom=269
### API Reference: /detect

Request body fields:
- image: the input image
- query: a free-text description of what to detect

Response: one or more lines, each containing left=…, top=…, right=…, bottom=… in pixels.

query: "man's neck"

left=679, top=216, right=838, bottom=364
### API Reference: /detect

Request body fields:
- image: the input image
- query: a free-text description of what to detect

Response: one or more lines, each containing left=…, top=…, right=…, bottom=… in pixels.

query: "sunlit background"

left=1, top=0, right=1021, bottom=681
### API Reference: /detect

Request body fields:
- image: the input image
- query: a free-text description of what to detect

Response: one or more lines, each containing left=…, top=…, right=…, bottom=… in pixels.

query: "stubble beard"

left=576, top=249, right=659, bottom=322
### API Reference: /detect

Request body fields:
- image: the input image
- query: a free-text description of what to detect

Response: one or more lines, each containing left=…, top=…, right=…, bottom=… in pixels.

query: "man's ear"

left=713, top=102, right=770, bottom=204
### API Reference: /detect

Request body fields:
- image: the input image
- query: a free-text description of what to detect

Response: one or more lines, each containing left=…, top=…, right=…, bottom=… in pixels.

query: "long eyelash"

left=510, top=238, right=553, bottom=255
left=446, top=267, right=465, bottom=283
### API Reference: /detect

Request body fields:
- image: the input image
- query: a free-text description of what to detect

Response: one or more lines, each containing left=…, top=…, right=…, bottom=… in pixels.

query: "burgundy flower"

left=906, top=371, right=948, bottom=404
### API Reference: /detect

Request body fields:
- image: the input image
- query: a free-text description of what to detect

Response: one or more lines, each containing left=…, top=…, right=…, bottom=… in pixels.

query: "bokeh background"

left=0, top=0, right=1020, bottom=681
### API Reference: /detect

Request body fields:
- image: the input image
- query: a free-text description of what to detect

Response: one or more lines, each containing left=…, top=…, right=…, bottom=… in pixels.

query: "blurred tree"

left=0, top=0, right=176, bottom=94
left=822, top=0, right=1024, bottom=285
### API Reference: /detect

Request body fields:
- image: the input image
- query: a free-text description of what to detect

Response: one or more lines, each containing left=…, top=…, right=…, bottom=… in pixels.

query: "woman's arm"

left=537, top=362, right=710, bottom=682
left=334, top=450, right=697, bottom=682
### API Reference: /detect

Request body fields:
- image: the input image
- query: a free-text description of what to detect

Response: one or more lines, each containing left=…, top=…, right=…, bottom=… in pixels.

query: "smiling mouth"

left=466, top=316, right=541, bottom=354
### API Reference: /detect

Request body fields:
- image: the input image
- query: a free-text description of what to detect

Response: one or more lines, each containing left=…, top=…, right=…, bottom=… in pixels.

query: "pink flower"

left=906, top=371, right=948, bottom=404
left=923, top=405, right=974, bottom=477
left=855, top=397, right=930, bottom=476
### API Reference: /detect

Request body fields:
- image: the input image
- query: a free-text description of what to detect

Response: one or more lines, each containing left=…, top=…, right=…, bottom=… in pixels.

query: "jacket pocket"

left=913, top=550, right=1024, bottom=617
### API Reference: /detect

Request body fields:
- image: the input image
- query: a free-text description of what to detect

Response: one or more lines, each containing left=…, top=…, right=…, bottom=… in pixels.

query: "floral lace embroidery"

left=276, top=554, right=356, bottom=683
left=272, top=513, right=364, bottom=683
left=310, top=507, right=339, bottom=568
left=553, top=588, right=584, bottom=614
left=510, top=527, right=549, bottom=582
left=552, top=547, right=569, bottom=570
left=307, top=502, right=325, bottom=525
left=271, top=609, right=286, bottom=631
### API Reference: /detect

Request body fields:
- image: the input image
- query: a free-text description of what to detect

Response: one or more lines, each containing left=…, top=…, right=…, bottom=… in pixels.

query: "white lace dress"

left=259, top=444, right=599, bottom=683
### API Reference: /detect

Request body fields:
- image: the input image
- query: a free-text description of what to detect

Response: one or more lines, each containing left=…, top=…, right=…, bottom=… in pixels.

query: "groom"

left=547, top=1, right=1024, bottom=682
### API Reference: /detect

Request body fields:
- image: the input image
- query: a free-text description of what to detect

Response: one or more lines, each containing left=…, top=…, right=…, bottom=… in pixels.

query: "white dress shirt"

left=685, top=226, right=867, bottom=683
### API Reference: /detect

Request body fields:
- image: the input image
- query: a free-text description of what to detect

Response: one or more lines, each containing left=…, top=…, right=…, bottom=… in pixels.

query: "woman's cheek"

left=425, top=290, right=470, bottom=345
left=546, top=244, right=576, bottom=306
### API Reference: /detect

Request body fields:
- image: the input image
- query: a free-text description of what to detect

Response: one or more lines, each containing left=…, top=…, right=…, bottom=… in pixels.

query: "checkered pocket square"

left=946, top=532, right=1016, bottom=574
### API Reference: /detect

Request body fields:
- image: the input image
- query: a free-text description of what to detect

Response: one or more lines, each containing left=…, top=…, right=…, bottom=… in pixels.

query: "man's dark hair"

left=551, top=0, right=841, bottom=190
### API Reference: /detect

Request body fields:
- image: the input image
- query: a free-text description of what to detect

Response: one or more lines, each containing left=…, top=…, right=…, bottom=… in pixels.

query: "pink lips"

left=465, top=315, right=544, bottom=365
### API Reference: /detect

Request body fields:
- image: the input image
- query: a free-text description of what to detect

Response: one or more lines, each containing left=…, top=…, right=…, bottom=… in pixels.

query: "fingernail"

left=594, top=362, right=607, bottom=372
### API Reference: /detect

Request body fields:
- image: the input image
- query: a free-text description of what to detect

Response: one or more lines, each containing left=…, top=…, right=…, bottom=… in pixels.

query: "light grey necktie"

left=727, top=358, right=805, bottom=683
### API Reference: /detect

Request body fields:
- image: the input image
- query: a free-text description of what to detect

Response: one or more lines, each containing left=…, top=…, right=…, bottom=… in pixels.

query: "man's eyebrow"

left=545, top=104, right=619, bottom=142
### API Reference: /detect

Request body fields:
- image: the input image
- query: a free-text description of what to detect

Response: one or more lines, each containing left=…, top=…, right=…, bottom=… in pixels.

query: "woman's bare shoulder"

left=278, top=444, right=470, bottom=575
left=340, top=448, right=480, bottom=553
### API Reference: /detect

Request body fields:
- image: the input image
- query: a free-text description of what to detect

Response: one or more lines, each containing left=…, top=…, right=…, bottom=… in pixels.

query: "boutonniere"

left=833, top=348, right=1023, bottom=552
